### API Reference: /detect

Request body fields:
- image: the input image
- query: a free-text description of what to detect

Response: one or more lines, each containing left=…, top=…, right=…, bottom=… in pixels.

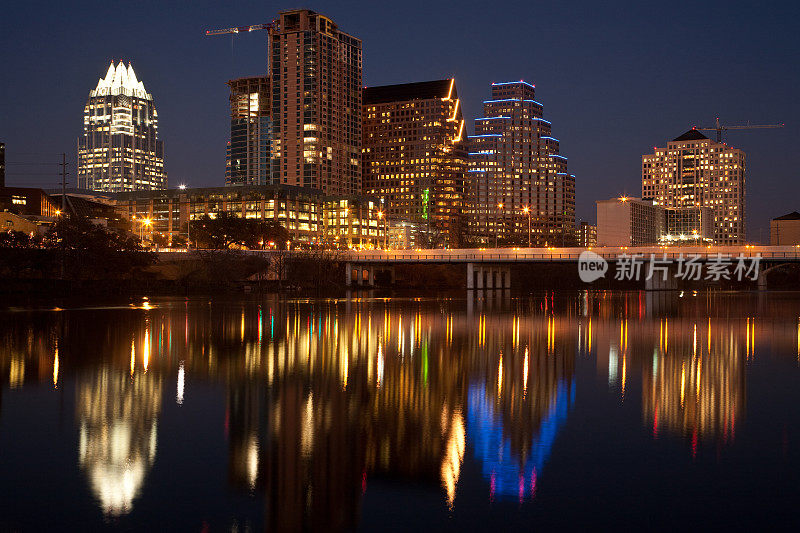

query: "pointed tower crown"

left=91, top=61, right=151, bottom=99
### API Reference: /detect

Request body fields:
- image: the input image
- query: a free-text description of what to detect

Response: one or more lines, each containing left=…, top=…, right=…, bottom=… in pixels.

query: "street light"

left=138, top=217, right=152, bottom=242
left=496, top=202, right=504, bottom=248
left=377, top=210, right=387, bottom=249
left=522, top=206, right=531, bottom=248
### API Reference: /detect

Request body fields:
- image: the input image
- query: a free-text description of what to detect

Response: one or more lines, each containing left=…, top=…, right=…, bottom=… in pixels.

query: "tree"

left=46, top=216, right=154, bottom=279
left=0, top=230, right=41, bottom=249
left=190, top=213, right=251, bottom=249
left=190, top=213, right=292, bottom=250
left=151, top=233, right=169, bottom=248
left=249, top=219, right=290, bottom=249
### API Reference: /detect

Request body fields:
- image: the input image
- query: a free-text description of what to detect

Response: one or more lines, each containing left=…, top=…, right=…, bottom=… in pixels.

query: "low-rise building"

left=771, top=212, right=800, bottom=245
left=0, top=187, right=59, bottom=217
left=596, top=197, right=663, bottom=246
left=387, top=220, right=443, bottom=250
left=1, top=211, right=41, bottom=235
left=112, top=184, right=385, bottom=248
left=661, top=206, right=714, bottom=245
left=50, top=193, right=127, bottom=230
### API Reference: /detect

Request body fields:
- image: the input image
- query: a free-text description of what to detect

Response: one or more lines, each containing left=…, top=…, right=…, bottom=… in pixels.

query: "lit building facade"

left=112, top=184, right=385, bottom=248
left=771, top=212, right=800, bottom=245
left=662, top=206, right=714, bottom=244
left=387, top=220, right=443, bottom=250
left=268, top=10, right=362, bottom=195
left=227, top=77, right=271, bottom=186
left=642, top=129, right=745, bottom=245
left=78, top=61, right=166, bottom=192
left=0, top=187, right=59, bottom=217
left=362, top=80, right=466, bottom=247
left=576, top=221, right=597, bottom=247
left=596, top=197, right=663, bottom=246
left=467, top=81, right=575, bottom=246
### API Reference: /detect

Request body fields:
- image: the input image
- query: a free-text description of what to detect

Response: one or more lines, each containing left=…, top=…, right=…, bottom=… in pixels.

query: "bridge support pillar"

left=346, top=263, right=376, bottom=287
left=645, top=272, right=677, bottom=291
left=467, top=264, right=511, bottom=290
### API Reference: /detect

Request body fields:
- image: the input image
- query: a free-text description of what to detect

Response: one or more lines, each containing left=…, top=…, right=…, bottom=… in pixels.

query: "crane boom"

left=693, top=117, right=785, bottom=143
left=205, top=23, right=273, bottom=36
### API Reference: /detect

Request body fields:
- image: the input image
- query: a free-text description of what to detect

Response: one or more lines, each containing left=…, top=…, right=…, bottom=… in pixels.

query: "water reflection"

left=1, top=292, right=800, bottom=529
left=76, top=369, right=161, bottom=516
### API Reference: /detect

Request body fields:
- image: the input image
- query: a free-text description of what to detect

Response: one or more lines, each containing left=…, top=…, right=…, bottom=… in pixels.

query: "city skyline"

left=0, top=0, right=796, bottom=241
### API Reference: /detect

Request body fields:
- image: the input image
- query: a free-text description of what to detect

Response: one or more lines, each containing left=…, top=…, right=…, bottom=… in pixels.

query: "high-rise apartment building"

left=268, top=9, right=362, bottom=195
left=227, top=77, right=271, bottom=186
left=467, top=81, right=575, bottom=246
left=642, top=129, right=745, bottom=244
left=77, top=61, right=166, bottom=192
left=362, top=79, right=467, bottom=246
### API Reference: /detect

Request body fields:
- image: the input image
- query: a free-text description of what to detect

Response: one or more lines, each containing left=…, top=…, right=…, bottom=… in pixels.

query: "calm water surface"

left=1, top=291, right=800, bottom=531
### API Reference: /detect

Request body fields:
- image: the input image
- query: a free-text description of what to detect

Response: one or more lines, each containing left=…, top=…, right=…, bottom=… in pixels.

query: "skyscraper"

left=362, top=79, right=467, bottom=246
left=467, top=81, right=575, bottom=247
left=78, top=61, right=166, bottom=192
left=227, top=77, right=271, bottom=186
left=268, top=9, right=362, bottom=195
left=0, top=142, right=5, bottom=188
left=642, top=130, right=746, bottom=244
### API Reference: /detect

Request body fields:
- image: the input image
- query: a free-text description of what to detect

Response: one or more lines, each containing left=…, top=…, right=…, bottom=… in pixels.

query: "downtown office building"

left=467, top=81, right=575, bottom=246
left=77, top=61, right=166, bottom=192
left=642, top=129, right=746, bottom=245
left=362, top=79, right=467, bottom=247
left=268, top=9, right=362, bottom=195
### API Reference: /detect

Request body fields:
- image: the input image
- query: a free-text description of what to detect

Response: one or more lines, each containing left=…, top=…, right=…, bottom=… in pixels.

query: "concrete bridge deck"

left=155, top=246, right=800, bottom=289
left=341, top=246, right=800, bottom=263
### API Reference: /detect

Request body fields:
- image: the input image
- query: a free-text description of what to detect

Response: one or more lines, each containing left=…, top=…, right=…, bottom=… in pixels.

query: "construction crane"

left=693, top=117, right=785, bottom=143
left=205, top=23, right=274, bottom=37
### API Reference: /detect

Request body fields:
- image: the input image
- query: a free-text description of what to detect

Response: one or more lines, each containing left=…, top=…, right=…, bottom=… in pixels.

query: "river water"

left=1, top=292, right=799, bottom=530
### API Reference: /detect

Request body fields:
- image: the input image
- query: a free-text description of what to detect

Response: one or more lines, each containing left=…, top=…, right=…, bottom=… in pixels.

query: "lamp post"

left=523, top=206, right=531, bottom=248
left=496, top=202, right=504, bottom=248
left=141, top=218, right=152, bottom=242
left=377, top=210, right=386, bottom=249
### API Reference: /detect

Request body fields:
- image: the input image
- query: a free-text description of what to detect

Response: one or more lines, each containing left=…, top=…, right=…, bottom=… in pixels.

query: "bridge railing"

left=341, top=246, right=800, bottom=263
left=159, top=246, right=800, bottom=263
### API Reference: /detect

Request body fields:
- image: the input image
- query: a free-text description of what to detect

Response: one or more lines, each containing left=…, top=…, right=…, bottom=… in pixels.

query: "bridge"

left=157, top=245, right=800, bottom=290
left=339, top=246, right=800, bottom=289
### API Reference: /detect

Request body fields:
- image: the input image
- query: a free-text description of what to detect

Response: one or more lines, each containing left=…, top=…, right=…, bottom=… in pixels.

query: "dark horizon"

left=1, top=0, right=797, bottom=242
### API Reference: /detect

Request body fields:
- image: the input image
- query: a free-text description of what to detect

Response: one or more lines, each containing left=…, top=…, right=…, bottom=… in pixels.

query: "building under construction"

left=226, top=77, right=271, bottom=186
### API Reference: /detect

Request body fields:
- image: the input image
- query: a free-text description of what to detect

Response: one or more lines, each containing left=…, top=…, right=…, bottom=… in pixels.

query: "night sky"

left=1, top=0, right=797, bottom=241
